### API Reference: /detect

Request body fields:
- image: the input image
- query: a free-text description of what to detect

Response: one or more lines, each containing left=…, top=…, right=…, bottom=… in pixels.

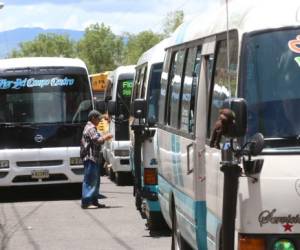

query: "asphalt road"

left=0, top=177, right=171, bottom=250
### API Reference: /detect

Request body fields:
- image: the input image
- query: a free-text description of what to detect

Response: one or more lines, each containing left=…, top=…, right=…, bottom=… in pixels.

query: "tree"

left=77, top=23, right=124, bottom=73
left=9, top=33, right=76, bottom=58
left=163, top=10, right=184, bottom=37
left=122, top=31, right=163, bottom=65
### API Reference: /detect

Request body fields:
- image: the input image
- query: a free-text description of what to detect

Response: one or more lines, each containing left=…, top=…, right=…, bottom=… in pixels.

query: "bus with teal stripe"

left=130, top=38, right=171, bottom=231
left=156, top=0, right=300, bottom=249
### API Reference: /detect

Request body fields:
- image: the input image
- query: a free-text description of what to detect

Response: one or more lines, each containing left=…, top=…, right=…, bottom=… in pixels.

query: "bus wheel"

left=115, top=172, right=123, bottom=186
left=147, top=212, right=168, bottom=231
left=171, top=210, right=192, bottom=250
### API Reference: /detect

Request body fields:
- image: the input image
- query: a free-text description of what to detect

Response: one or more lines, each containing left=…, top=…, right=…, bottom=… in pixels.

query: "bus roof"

left=89, top=71, right=111, bottom=78
left=136, top=38, right=172, bottom=67
left=109, top=65, right=135, bottom=81
left=170, top=0, right=300, bottom=46
left=0, top=57, right=88, bottom=70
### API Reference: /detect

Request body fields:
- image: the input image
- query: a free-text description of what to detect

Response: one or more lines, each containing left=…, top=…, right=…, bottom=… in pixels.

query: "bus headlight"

left=273, top=239, right=296, bottom=250
left=0, top=160, right=9, bottom=169
left=70, top=157, right=83, bottom=166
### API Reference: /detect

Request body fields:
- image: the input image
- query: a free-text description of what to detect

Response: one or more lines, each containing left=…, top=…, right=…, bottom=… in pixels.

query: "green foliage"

left=77, top=23, right=124, bottom=73
left=163, top=10, right=184, bottom=37
left=123, top=31, right=163, bottom=65
left=7, top=11, right=185, bottom=73
left=9, top=33, right=76, bottom=58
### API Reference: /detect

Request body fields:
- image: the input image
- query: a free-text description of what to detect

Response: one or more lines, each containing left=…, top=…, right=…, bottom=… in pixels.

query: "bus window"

left=208, top=38, right=238, bottom=138
left=117, top=79, right=133, bottom=117
left=140, top=66, right=148, bottom=98
left=131, top=68, right=141, bottom=101
left=158, top=50, right=171, bottom=125
left=147, top=62, right=163, bottom=122
left=166, top=49, right=185, bottom=128
left=180, top=46, right=202, bottom=133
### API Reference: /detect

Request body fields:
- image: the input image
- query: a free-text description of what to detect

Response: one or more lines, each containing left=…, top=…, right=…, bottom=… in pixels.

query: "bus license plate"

left=31, top=170, right=50, bottom=179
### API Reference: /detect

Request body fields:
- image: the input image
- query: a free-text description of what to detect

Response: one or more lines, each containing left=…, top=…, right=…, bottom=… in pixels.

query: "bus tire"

left=147, top=211, right=168, bottom=231
left=171, top=208, right=193, bottom=250
left=115, top=172, right=122, bottom=185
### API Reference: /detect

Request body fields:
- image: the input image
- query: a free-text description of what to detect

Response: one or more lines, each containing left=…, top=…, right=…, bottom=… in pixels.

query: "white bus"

left=130, top=38, right=171, bottom=230
left=156, top=1, right=300, bottom=249
left=0, top=57, right=93, bottom=186
left=103, top=65, right=135, bottom=185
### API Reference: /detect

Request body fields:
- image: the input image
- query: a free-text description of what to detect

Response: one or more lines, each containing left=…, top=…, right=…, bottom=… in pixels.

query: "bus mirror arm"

left=133, top=99, right=147, bottom=120
left=240, top=132, right=265, bottom=177
left=220, top=132, right=264, bottom=250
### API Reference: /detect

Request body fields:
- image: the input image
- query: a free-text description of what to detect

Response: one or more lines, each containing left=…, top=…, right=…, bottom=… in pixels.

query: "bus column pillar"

left=220, top=141, right=242, bottom=250
left=131, top=120, right=144, bottom=211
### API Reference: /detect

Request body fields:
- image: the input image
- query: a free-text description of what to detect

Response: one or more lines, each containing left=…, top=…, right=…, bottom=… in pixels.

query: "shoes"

left=93, top=203, right=106, bottom=208
left=81, top=204, right=99, bottom=209
left=81, top=203, right=106, bottom=209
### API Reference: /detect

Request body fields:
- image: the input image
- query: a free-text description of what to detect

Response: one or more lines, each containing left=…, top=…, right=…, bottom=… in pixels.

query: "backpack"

left=80, top=135, right=91, bottom=160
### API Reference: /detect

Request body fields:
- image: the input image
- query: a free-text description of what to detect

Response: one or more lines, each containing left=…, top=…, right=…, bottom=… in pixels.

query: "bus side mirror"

left=223, top=98, right=247, bottom=138
left=95, top=100, right=106, bottom=114
left=133, top=99, right=147, bottom=119
left=107, top=100, right=117, bottom=116
left=248, top=133, right=264, bottom=156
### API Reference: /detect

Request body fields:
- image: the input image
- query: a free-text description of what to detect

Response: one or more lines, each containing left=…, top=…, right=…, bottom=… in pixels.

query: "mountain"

left=0, top=27, right=84, bottom=58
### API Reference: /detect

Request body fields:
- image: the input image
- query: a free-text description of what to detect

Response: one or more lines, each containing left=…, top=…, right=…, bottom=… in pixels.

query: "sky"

left=0, top=0, right=221, bottom=34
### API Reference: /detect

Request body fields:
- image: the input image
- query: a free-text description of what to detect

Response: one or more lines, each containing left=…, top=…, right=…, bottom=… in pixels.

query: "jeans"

left=81, top=160, right=101, bottom=206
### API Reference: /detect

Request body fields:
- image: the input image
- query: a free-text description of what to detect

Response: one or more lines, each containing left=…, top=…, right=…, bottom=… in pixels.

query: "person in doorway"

left=210, top=108, right=236, bottom=149
left=81, top=110, right=113, bottom=209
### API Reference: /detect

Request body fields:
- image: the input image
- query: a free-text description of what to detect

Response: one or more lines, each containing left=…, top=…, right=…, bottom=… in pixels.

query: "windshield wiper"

left=264, top=135, right=300, bottom=147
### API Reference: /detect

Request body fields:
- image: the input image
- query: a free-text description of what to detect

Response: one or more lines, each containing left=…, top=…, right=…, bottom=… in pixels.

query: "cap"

left=88, top=110, right=101, bottom=121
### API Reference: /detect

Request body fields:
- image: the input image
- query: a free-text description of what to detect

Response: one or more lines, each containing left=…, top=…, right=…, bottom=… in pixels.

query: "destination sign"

left=0, top=77, right=75, bottom=90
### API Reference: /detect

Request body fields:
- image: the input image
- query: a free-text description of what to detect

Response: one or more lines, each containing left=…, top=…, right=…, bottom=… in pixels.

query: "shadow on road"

left=0, top=183, right=82, bottom=203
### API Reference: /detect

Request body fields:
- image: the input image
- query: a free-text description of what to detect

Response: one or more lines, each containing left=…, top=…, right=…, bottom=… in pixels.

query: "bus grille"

left=71, top=168, right=84, bottom=175
left=12, top=174, right=68, bottom=183
left=16, top=160, right=63, bottom=167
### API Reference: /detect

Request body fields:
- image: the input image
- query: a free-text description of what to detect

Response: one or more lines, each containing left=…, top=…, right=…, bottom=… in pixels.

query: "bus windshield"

left=242, top=28, right=300, bottom=148
left=0, top=73, right=92, bottom=124
left=117, top=79, right=133, bottom=117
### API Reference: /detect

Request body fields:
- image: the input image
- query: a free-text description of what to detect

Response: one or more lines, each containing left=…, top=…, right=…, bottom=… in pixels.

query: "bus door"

left=204, top=33, right=239, bottom=246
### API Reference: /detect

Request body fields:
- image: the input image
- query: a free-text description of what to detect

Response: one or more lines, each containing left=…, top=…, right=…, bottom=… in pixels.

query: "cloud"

left=6, top=0, right=82, bottom=5
left=0, top=0, right=220, bottom=34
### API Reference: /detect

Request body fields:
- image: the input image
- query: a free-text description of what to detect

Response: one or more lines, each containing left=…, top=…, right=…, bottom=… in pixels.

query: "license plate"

left=31, top=170, right=50, bottom=179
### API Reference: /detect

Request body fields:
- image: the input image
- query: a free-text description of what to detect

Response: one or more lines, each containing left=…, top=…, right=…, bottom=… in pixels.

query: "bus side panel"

left=158, top=175, right=173, bottom=228
left=204, top=145, right=224, bottom=247
left=158, top=128, right=208, bottom=248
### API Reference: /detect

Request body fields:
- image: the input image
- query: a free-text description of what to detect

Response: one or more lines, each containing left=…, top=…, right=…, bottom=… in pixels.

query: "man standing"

left=81, top=110, right=113, bottom=209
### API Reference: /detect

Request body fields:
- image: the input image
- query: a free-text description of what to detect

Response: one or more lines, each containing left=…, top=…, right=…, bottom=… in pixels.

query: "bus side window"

left=167, top=49, right=185, bottom=128
left=132, top=68, right=141, bottom=101
left=140, top=66, right=148, bottom=98
left=158, top=50, right=171, bottom=125
left=180, top=46, right=202, bottom=133
left=208, top=37, right=238, bottom=138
